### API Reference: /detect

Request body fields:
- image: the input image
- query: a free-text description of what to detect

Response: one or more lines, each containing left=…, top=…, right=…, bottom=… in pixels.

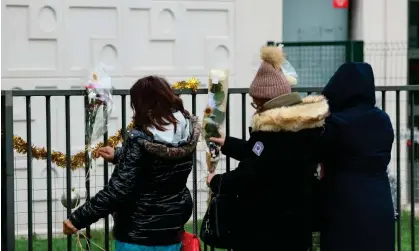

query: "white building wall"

left=1, top=0, right=284, bottom=236
left=352, top=0, right=411, bottom=207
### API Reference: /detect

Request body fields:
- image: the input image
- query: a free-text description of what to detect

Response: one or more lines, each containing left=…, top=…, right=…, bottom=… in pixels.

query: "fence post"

left=1, top=90, right=15, bottom=251
left=352, top=41, right=364, bottom=62
left=345, top=41, right=364, bottom=62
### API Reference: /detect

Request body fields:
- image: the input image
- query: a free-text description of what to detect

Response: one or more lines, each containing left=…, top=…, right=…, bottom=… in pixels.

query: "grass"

left=311, top=212, right=419, bottom=251
left=397, top=212, right=419, bottom=251
left=15, top=213, right=419, bottom=251
left=15, top=220, right=223, bottom=251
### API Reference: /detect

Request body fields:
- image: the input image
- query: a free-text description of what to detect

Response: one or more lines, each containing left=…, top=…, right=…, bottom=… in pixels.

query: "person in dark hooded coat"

left=319, top=62, right=395, bottom=251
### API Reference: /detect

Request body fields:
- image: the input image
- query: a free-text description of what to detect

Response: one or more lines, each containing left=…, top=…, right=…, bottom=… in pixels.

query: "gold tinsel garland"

left=172, top=77, right=200, bottom=92
left=12, top=121, right=134, bottom=170
left=10, top=77, right=200, bottom=170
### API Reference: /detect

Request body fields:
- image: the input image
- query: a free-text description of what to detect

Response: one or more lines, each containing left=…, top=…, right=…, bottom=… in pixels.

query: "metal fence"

left=278, top=41, right=364, bottom=87
left=1, top=86, right=418, bottom=251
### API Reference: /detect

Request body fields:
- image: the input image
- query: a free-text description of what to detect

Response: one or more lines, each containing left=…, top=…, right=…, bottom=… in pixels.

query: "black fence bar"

left=121, top=95, right=127, bottom=139
left=45, top=96, right=53, bottom=251
left=225, top=94, right=231, bottom=174
left=382, top=91, right=386, bottom=112
left=223, top=94, right=232, bottom=251
left=103, top=105, right=110, bottom=251
left=241, top=94, right=246, bottom=140
left=191, top=94, right=198, bottom=236
left=2, top=91, right=15, bottom=251
left=1, top=96, right=4, bottom=251
left=25, top=96, right=33, bottom=251
left=1, top=95, right=4, bottom=251
left=65, top=96, right=72, bottom=251
left=409, top=92, right=416, bottom=251
left=395, top=91, right=402, bottom=251
left=84, top=95, right=91, bottom=250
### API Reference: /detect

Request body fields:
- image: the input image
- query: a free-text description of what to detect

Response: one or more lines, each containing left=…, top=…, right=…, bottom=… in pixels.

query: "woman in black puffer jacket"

left=63, top=76, right=201, bottom=251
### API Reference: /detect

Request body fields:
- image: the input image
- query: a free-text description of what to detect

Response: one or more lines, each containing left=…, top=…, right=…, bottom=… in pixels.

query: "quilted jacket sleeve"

left=69, top=134, right=141, bottom=230
left=111, top=147, right=123, bottom=164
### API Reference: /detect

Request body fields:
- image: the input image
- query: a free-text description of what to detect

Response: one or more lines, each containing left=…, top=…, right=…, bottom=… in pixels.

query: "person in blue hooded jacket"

left=319, top=62, right=395, bottom=251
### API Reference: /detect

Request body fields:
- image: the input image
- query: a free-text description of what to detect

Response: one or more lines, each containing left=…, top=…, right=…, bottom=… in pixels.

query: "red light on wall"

left=333, top=0, right=348, bottom=8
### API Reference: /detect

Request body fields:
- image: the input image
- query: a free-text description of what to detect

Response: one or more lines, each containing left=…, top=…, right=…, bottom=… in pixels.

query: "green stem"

left=85, top=104, right=99, bottom=169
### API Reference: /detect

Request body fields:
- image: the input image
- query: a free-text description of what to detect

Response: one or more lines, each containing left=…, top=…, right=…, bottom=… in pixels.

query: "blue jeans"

left=115, top=241, right=182, bottom=251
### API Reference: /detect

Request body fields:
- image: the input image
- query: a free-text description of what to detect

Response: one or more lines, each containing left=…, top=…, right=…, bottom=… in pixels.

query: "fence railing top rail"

left=281, top=41, right=361, bottom=46
left=2, top=85, right=419, bottom=97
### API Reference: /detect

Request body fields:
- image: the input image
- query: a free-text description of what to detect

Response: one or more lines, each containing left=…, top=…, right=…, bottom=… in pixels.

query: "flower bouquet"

left=61, top=65, right=113, bottom=209
left=202, top=69, right=230, bottom=174
left=85, top=66, right=113, bottom=145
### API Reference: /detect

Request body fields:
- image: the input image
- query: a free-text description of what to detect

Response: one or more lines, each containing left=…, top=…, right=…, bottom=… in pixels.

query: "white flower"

left=88, top=92, right=96, bottom=100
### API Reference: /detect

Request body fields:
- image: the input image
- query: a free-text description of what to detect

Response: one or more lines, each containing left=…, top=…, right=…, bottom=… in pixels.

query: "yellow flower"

left=92, top=72, right=98, bottom=81
left=204, top=106, right=212, bottom=117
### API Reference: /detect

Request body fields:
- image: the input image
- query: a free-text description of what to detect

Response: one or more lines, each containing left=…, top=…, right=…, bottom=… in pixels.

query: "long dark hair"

left=130, top=76, right=189, bottom=136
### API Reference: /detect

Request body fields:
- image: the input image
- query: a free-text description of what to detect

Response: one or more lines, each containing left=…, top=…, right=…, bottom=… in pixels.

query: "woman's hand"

left=63, top=219, right=78, bottom=235
left=96, top=146, right=115, bottom=162
left=209, top=132, right=225, bottom=147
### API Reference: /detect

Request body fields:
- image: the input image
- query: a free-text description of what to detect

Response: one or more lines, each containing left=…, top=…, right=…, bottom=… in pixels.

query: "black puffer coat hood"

left=70, top=115, right=201, bottom=246
left=322, top=62, right=376, bottom=112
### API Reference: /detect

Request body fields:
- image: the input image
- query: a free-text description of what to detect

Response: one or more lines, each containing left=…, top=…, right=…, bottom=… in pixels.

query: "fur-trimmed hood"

left=251, top=95, right=329, bottom=132
left=133, top=116, right=202, bottom=159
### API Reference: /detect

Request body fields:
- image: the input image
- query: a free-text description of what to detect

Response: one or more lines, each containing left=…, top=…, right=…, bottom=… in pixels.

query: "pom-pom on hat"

left=249, top=45, right=291, bottom=101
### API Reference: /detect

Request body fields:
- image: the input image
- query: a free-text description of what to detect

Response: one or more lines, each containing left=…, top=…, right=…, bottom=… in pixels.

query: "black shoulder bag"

left=199, top=177, right=237, bottom=249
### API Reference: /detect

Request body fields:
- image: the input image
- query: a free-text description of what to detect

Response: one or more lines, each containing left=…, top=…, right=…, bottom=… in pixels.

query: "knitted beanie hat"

left=249, top=46, right=291, bottom=100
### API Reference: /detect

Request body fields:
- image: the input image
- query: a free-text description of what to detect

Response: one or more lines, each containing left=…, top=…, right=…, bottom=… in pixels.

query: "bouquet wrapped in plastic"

left=202, top=69, right=230, bottom=174
left=84, top=65, right=113, bottom=164
left=61, top=65, right=113, bottom=210
left=278, top=44, right=298, bottom=86
left=266, top=41, right=298, bottom=86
